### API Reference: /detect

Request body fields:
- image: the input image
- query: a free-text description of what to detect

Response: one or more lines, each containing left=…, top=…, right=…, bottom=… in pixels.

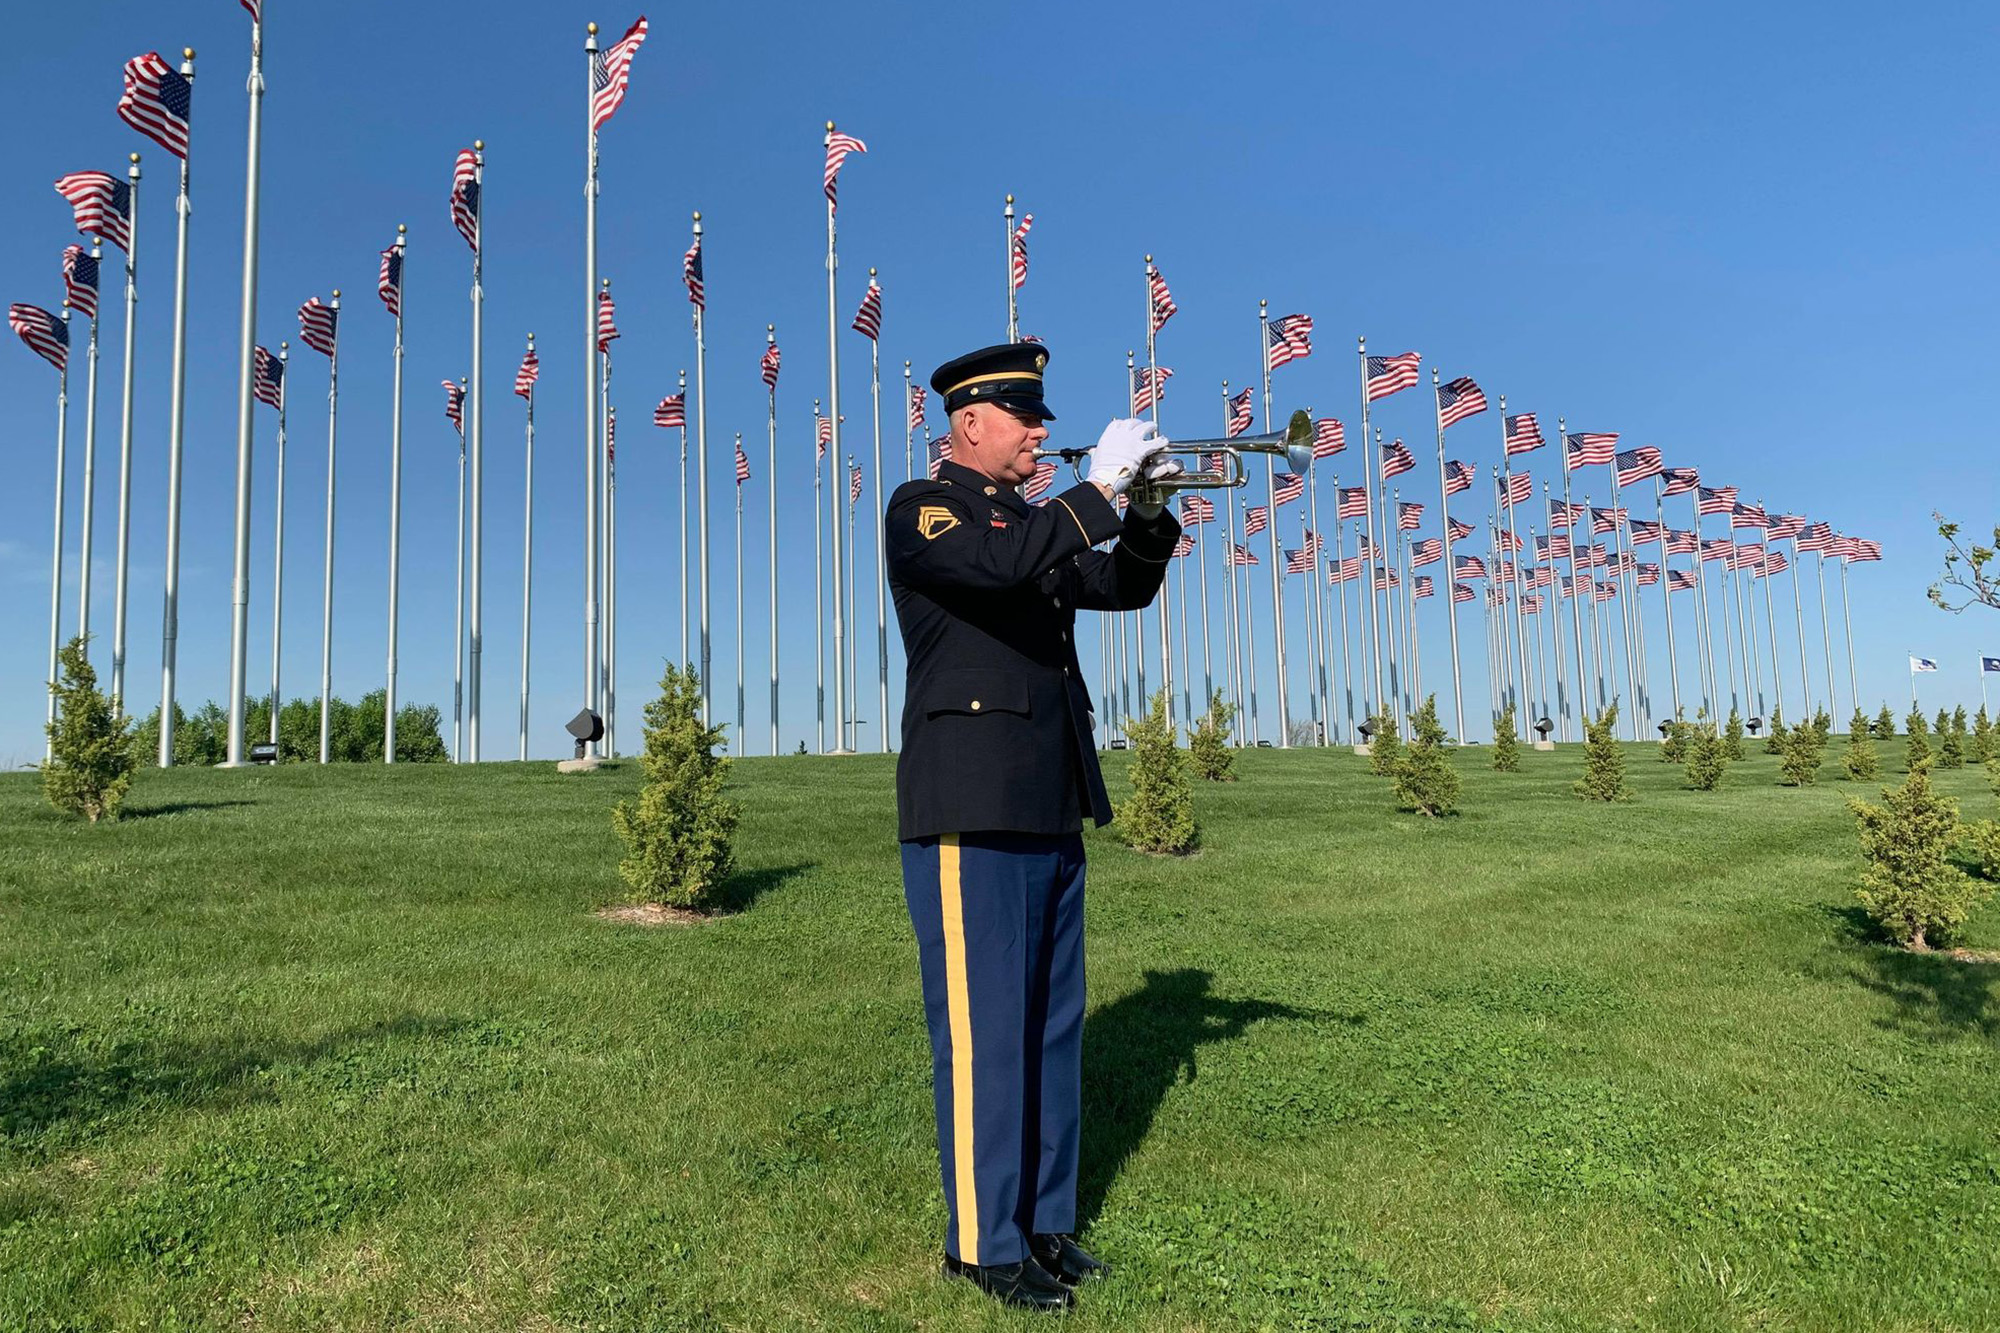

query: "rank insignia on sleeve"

left=916, top=505, right=961, bottom=540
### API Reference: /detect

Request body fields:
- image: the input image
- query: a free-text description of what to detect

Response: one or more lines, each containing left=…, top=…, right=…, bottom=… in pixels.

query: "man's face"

left=953, top=403, right=1049, bottom=487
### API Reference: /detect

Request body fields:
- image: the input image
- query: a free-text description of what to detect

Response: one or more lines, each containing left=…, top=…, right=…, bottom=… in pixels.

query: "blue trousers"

left=901, top=831, right=1087, bottom=1268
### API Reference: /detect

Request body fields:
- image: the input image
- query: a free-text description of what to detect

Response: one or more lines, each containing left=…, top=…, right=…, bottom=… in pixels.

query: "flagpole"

left=1423, top=371, right=1460, bottom=740
left=606, top=408, right=618, bottom=755
left=385, top=227, right=406, bottom=763
left=581, top=24, right=602, bottom=758
left=464, top=143, right=485, bottom=760
left=1238, top=500, right=1258, bottom=743
left=814, top=396, right=826, bottom=753
left=677, top=367, right=688, bottom=667
left=453, top=378, right=466, bottom=761
left=902, top=361, right=913, bottom=482
left=1004, top=195, right=1018, bottom=341
left=1756, top=504, right=1782, bottom=718
left=1654, top=478, right=1681, bottom=719
left=110, top=152, right=142, bottom=712
left=846, top=453, right=858, bottom=748
left=1815, top=549, right=1838, bottom=720
left=1398, top=494, right=1420, bottom=707
left=519, top=333, right=534, bottom=761
left=1257, top=302, right=1290, bottom=745
left=167, top=46, right=205, bottom=766
left=1126, top=350, right=1145, bottom=717
left=824, top=125, right=851, bottom=753
left=768, top=326, right=780, bottom=756
left=1788, top=528, right=1811, bottom=718
left=1305, top=443, right=1330, bottom=741
left=1357, top=339, right=1381, bottom=725
left=866, top=271, right=889, bottom=752
left=1606, top=469, right=1641, bottom=735
left=42, top=307, right=71, bottom=762
left=1334, top=499, right=1353, bottom=743
left=1218, top=385, right=1240, bottom=737
left=77, top=243, right=102, bottom=656
left=312, top=293, right=341, bottom=763
left=268, top=341, right=288, bottom=743
left=1378, top=428, right=1403, bottom=728
left=1144, top=265, right=1170, bottom=726
left=1541, top=486, right=1569, bottom=737
left=1498, top=399, right=1529, bottom=739
left=598, top=289, right=614, bottom=753
left=1735, top=543, right=1762, bottom=719
left=735, top=432, right=745, bottom=747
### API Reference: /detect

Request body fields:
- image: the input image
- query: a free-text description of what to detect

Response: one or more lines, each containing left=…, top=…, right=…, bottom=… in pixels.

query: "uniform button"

left=1060, top=631, right=1068, bottom=642
left=1053, top=597, right=1062, bottom=609
left=970, top=700, right=982, bottom=711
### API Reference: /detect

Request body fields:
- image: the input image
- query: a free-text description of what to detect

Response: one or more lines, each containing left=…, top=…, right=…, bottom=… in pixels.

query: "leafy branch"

left=1928, top=512, right=1999, bottom=614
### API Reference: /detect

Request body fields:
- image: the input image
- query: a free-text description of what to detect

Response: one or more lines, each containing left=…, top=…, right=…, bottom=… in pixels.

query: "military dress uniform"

left=886, top=344, right=1179, bottom=1283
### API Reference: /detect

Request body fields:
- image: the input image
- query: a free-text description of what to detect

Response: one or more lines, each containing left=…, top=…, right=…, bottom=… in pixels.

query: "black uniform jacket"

left=885, top=459, right=1181, bottom=841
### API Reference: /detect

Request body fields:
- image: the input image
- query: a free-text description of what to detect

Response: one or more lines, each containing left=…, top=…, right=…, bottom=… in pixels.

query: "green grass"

left=3, top=743, right=1998, bottom=1331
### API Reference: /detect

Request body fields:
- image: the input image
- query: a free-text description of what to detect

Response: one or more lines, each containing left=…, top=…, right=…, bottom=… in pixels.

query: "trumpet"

left=1035, top=409, right=1315, bottom=504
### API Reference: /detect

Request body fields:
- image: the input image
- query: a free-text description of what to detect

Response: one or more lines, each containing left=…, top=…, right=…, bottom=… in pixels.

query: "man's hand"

left=1085, top=418, right=1163, bottom=496
left=1128, top=457, right=1187, bottom=518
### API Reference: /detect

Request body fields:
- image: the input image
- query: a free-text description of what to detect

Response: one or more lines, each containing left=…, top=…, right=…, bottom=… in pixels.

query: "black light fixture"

left=1256, top=739, right=1274, bottom=748
left=565, top=708, right=605, bottom=760
left=1656, top=720, right=1674, bottom=737
left=1358, top=718, right=1377, bottom=740
left=1534, top=716, right=1554, bottom=737
left=248, top=741, right=279, bottom=764
left=1746, top=716, right=1763, bottom=735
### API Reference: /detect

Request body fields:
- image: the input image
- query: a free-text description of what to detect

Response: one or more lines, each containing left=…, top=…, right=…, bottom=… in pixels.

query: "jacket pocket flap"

left=922, top=668, right=1031, bottom=718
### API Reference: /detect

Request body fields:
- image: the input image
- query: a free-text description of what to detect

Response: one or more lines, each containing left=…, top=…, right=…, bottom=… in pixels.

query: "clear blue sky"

left=3, top=0, right=1995, bottom=766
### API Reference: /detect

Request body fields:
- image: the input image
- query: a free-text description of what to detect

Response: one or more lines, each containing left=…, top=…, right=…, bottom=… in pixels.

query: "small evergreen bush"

left=1779, top=718, right=1826, bottom=787
left=1188, top=690, right=1237, bottom=782
left=1842, top=709, right=1879, bottom=780
left=1367, top=711, right=1402, bottom=777
left=1492, top=701, right=1520, bottom=772
left=611, top=663, right=740, bottom=909
left=1765, top=709, right=1787, bottom=756
left=1116, top=690, right=1198, bottom=854
left=1575, top=704, right=1630, bottom=802
left=1906, top=708, right=1931, bottom=771
left=1939, top=706, right=1968, bottom=769
left=44, top=637, right=137, bottom=823
left=1849, top=763, right=1989, bottom=950
left=1659, top=712, right=1690, bottom=764
left=1684, top=720, right=1727, bottom=792
left=1973, top=706, right=1994, bottom=764
left=1873, top=705, right=1896, bottom=739
left=1723, top=708, right=1746, bottom=761
left=1394, top=694, right=1461, bottom=816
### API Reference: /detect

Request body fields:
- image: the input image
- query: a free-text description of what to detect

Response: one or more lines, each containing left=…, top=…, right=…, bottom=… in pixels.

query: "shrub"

left=1684, top=720, right=1727, bottom=791
left=44, top=637, right=137, bottom=823
left=1966, top=820, right=2000, bottom=882
left=1940, top=722, right=1967, bottom=769
left=1849, top=763, right=1989, bottom=950
left=1974, top=706, right=1995, bottom=765
left=1659, top=712, right=1690, bottom=764
left=1874, top=705, right=1896, bottom=739
left=1779, top=719, right=1826, bottom=787
left=1575, top=704, right=1630, bottom=802
left=611, top=663, right=740, bottom=909
left=1188, top=690, right=1237, bottom=782
left=1492, top=701, right=1520, bottom=772
left=1367, top=711, right=1402, bottom=777
left=1842, top=709, right=1879, bottom=780
left=130, top=692, right=447, bottom=765
left=1115, top=690, right=1198, bottom=854
left=1723, top=708, right=1746, bottom=761
left=1906, top=708, right=1931, bottom=771
left=1764, top=709, right=1787, bottom=756
left=1394, top=694, right=1461, bottom=816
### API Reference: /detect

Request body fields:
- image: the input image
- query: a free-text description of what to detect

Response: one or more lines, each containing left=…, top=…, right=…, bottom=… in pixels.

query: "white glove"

left=1086, top=417, right=1163, bottom=495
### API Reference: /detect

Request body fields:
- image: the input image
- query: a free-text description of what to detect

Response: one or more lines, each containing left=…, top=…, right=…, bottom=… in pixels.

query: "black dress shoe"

left=942, top=1253, right=1076, bottom=1311
left=1030, top=1233, right=1108, bottom=1285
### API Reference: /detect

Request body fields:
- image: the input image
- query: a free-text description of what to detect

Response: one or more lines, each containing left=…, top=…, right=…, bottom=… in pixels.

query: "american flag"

left=1445, top=460, right=1476, bottom=495
left=1243, top=505, right=1269, bottom=537
left=1574, top=543, right=1603, bottom=568
left=1697, top=485, right=1738, bottom=516
left=1730, top=542, right=1765, bottom=571
left=1496, top=470, right=1531, bottom=505
left=1284, top=547, right=1312, bottom=575
left=1522, top=592, right=1546, bottom=612
left=848, top=463, right=863, bottom=504
left=1147, top=266, right=1176, bottom=332
left=759, top=340, right=781, bottom=392
left=1374, top=566, right=1400, bottom=590
left=1365, top=351, right=1421, bottom=401
left=1660, top=467, right=1700, bottom=496
left=1180, top=495, right=1215, bottom=525
left=1379, top=438, right=1415, bottom=479
left=1313, top=417, right=1345, bottom=457
left=683, top=233, right=705, bottom=310
left=1535, top=533, right=1571, bottom=561
left=1504, top=412, right=1544, bottom=456
left=1795, top=522, right=1835, bottom=553
left=241, top=0, right=261, bottom=21
left=1265, top=313, right=1313, bottom=370
left=1448, top=516, right=1474, bottom=541
left=1451, top=582, right=1475, bottom=604
left=1275, top=473, right=1305, bottom=506
left=450, top=149, right=480, bottom=252
left=1759, top=550, right=1788, bottom=577
left=117, top=52, right=191, bottom=160
left=1413, top=574, right=1436, bottom=599
left=1024, top=460, right=1057, bottom=503
left=1664, top=529, right=1698, bottom=554
left=1843, top=537, right=1883, bottom=563
left=1435, top=375, right=1487, bottom=429
left=442, top=379, right=465, bottom=432
left=298, top=297, right=338, bottom=357
left=1225, top=387, right=1254, bottom=438
left=1765, top=513, right=1806, bottom=540
left=1525, top=566, right=1555, bottom=589
left=1594, top=581, right=1620, bottom=602
left=590, top=17, right=649, bottom=133
left=1627, top=519, right=1663, bottom=546
left=597, top=288, right=619, bottom=353
left=815, top=414, right=832, bottom=461
left=1700, top=538, right=1733, bottom=563
left=1667, top=570, right=1697, bottom=591
left=1496, top=529, right=1523, bottom=554
left=1338, top=486, right=1368, bottom=519
left=1173, top=533, right=1196, bottom=558
left=377, top=243, right=403, bottom=318
left=1454, top=553, right=1487, bottom=579
left=1231, top=544, right=1260, bottom=567
left=1614, top=446, right=1663, bottom=488
left=654, top=393, right=686, bottom=429
left=1010, top=213, right=1033, bottom=290
left=907, top=385, right=927, bottom=433
left=1590, top=507, right=1624, bottom=535
left=62, top=245, right=100, bottom=322
left=1302, top=528, right=1324, bottom=557
left=1411, top=538, right=1443, bottom=567
left=252, top=345, right=283, bottom=408
left=824, top=129, right=867, bottom=209
left=1329, top=556, right=1362, bottom=584
left=926, top=436, right=953, bottom=478
left=514, top=345, right=539, bottom=398
left=1564, top=431, right=1618, bottom=470
left=53, top=172, right=132, bottom=253
left=1130, top=365, right=1173, bottom=413
left=1397, top=500, right=1424, bottom=530
left=1730, top=502, right=1768, bottom=530
left=1547, top=498, right=1589, bottom=530
left=735, top=439, right=751, bottom=484
left=1564, top=575, right=1593, bottom=597
left=1636, top=563, right=1661, bottom=587
left=851, top=276, right=882, bottom=340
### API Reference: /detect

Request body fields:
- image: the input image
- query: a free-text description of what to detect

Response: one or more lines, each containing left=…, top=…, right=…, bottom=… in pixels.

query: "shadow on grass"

left=1821, top=903, right=2000, bottom=1041
left=0, top=1014, right=468, bottom=1157
left=1078, top=968, right=1328, bottom=1229
left=710, top=862, right=815, bottom=914
left=123, top=799, right=259, bottom=820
